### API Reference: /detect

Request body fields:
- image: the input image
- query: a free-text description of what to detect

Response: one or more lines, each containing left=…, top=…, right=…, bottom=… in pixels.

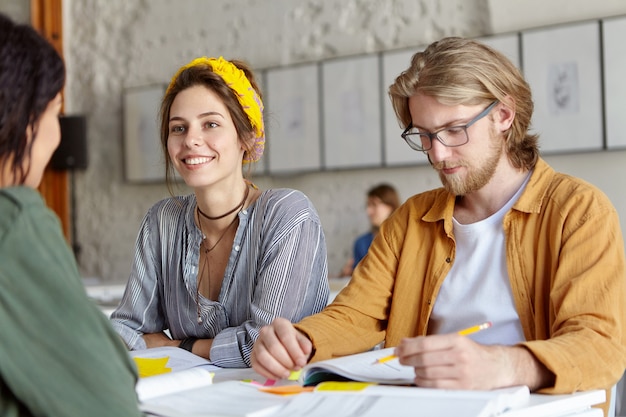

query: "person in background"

left=251, top=37, right=626, bottom=416
left=0, top=13, right=143, bottom=417
left=110, top=56, right=329, bottom=367
left=340, top=183, right=400, bottom=277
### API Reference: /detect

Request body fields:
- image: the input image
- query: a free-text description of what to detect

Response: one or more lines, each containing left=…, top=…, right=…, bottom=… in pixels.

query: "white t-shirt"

left=427, top=174, right=531, bottom=345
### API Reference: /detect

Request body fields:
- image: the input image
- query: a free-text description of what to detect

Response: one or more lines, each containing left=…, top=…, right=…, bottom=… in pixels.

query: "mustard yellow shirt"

left=296, top=159, right=626, bottom=414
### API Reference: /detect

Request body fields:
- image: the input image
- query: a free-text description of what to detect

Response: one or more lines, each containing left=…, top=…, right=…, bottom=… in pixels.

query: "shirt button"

left=234, top=245, right=240, bottom=251
left=445, top=257, right=451, bottom=263
left=242, top=209, right=247, bottom=215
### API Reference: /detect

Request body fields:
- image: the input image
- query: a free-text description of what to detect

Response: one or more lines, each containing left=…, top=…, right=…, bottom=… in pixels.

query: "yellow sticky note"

left=288, top=370, right=302, bottom=381
left=315, top=381, right=373, bottom=391
left=133, top=356, right=172, bottom=378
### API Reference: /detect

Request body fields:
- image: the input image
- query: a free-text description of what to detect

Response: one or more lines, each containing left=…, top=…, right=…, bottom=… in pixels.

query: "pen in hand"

left=373, top=321, right=493, bottom=365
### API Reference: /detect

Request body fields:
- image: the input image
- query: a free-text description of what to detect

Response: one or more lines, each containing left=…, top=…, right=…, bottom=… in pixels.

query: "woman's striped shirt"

left=110, top=188, right=329, bottom=367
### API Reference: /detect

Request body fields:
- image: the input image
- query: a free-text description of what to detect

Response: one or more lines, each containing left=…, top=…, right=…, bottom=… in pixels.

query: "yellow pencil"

left=374, top=321, right=493, bottom=365
left=457, top=321, right=492, bottom=336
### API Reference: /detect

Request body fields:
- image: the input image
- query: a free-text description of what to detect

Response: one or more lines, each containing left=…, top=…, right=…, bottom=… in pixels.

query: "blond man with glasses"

left=252, top=37, right=626, bottom=417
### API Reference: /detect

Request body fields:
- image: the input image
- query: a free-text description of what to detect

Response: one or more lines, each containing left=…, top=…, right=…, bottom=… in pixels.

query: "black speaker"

left=50, top=115, right=88, bottom=170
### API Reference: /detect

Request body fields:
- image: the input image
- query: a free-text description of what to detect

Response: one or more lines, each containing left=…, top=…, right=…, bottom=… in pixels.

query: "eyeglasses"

left=401, top=100, right=499, bottom=152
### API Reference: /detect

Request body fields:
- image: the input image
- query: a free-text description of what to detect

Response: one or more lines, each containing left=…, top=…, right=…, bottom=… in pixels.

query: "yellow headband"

left=167, top=56, right=265, bottom=163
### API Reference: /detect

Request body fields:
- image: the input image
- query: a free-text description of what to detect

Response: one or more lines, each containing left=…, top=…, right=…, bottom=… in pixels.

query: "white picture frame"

left=322, top=54, right=382, bottom=169
left=381, top=47, right=429, bottom=167
left=123, top=84, right=166, bottom=182
left=264, top=63, right=321, bottom=174
left=602, top=16, right=626, bottom=149
left=521, top=21, right=603, bottom=154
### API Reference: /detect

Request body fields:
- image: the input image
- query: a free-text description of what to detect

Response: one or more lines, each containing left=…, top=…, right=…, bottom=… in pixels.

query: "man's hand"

left=251, top=318, right=313, bottom=380
left=395, top=334, right=554, bottom=391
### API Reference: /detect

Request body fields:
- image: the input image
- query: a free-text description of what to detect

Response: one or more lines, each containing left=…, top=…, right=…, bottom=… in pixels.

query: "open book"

left=131, top=347, right=288, bottom=416
left=130, top=346, right=219, bottom=402
left=299, top=347, right=415, bottom=386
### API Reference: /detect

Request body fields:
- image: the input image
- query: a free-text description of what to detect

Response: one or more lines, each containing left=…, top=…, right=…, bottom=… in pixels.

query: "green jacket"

left=0, top=187, right=142, bottom=417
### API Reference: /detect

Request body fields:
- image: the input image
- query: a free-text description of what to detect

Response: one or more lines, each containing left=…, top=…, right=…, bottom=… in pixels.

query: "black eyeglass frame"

left=401, top=100, right=500, bottom=152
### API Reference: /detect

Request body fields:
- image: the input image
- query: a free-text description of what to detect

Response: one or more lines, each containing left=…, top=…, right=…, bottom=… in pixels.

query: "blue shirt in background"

left=353, top=231, right=374, bottom=268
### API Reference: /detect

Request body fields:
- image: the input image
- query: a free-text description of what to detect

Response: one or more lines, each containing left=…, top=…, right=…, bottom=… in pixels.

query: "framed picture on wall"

left=264, top=63, right=321, bottom=174
left=322, top=54, right=382, bottom=169
left=602, top=15, right=626, bottom=150
left=381, top=46, right=429, bottom=167
left=521, top=21, right=604, bottom=154
left=123, top=84, right=166, bottom=182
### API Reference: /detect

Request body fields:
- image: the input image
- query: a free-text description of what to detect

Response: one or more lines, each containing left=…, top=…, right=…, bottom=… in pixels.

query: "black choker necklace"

left=197, top=184, right=250, bottom=221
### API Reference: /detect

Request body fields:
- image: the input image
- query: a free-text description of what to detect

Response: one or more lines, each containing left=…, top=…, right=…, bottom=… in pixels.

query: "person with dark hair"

left=0, top=13, right=143, bottom=417
left=341, top=183, right=400, bottom=277
left=251, top=37, right=626, bottom=417
left=110, top=57, right=329, bottom=367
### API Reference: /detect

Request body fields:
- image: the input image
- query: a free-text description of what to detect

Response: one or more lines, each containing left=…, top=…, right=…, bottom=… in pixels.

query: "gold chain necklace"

left=194, top=184, right=249, bottom=324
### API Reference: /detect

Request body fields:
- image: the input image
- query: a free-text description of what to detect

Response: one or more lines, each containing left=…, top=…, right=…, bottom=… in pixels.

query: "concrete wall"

left=61, top=0, right=626, bottom=282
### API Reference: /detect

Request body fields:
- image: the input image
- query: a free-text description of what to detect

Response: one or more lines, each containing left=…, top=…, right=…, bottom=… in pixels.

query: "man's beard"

left=433, top=140, right=503, bottom=196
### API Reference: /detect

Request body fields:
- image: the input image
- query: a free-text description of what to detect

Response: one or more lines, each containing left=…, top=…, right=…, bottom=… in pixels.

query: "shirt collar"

left=422, top=158, right=551, bottom=225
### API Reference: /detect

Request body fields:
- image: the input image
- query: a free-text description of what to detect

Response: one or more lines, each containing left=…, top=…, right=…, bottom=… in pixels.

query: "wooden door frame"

left=31, top=0, right=71, bottom=242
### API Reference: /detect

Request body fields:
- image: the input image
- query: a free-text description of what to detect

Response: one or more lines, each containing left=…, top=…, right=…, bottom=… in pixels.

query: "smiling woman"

left=166, top=85, right=245, bottom=190
left=110, top=56, right=330, bottom=367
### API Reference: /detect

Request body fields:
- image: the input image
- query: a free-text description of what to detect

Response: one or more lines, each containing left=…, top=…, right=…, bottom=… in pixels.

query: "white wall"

left=487, top=0, right=626, bottom=258
left=0, top=1, right=29, bottom=23
left=488, top=0, right=626, bottom=33
left=63, top=0, right=626, bottom=282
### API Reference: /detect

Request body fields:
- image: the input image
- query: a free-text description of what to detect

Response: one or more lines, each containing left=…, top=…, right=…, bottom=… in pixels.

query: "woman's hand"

left=142, top=332, right=178, bottom=348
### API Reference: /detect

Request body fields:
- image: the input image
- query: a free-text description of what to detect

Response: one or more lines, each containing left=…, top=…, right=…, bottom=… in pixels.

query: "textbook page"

left=267, top=385, right=530, bottom=417
left=130, top=347, right=221, bottom=402
left=301, top=347, right=414, bottom=385
left=140, top=380, right=291, bottom=417
left=136, top=367, right=215, bottom=402
left=140, top=382, right=529, bottom=417
left=130, top=346, right=218, bottom=373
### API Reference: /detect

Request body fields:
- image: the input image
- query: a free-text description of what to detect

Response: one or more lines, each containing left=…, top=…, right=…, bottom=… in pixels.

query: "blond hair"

left=389, top=37, right=539, bottom=170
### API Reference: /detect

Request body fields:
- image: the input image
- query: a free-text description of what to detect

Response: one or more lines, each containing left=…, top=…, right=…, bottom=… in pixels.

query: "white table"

left=132, top=347, right=606, bottom=417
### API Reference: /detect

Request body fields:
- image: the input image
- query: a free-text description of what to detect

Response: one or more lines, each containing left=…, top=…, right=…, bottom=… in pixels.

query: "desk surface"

left=503, top=391, right=605, bottom=417
left=133, top=347, right=605, bottom=417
